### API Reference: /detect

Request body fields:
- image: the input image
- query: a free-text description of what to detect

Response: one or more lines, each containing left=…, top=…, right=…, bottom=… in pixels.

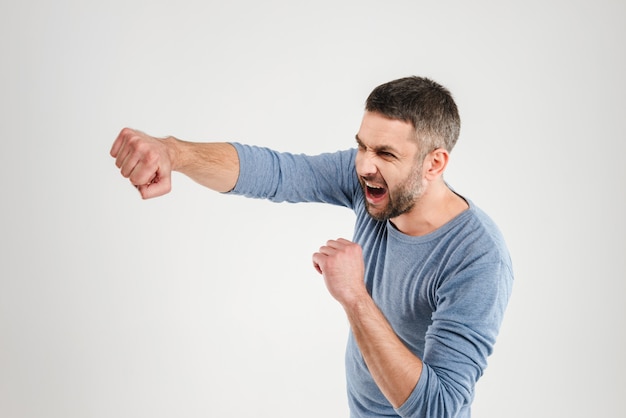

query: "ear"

left=422, top=148, right=449, bottom=180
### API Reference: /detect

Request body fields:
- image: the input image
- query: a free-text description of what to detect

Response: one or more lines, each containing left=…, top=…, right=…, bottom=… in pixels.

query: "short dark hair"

left=365, top=76, right=461, bottom=158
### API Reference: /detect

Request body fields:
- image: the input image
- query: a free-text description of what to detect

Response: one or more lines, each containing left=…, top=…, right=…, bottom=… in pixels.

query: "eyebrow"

left=355, top=134, right=401, bottom=155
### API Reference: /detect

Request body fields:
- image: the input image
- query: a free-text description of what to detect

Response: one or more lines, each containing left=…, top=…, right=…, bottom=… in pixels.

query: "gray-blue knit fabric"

left=229, top=144, right=513, bottom=418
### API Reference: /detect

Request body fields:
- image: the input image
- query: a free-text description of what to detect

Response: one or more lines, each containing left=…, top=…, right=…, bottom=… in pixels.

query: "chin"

left=365, top=198, right=416, bottom=222
left=365, top=204, right=390, bottom=222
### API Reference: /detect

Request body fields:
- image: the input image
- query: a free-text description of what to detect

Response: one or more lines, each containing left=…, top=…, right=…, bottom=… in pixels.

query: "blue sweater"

left=230, top=144, right=513, bottom=418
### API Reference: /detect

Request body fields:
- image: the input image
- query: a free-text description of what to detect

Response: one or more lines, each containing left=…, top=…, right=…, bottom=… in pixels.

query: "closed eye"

left=355, top=135, right=399, bottom=160
left=378, top=151, right=396, bottom=159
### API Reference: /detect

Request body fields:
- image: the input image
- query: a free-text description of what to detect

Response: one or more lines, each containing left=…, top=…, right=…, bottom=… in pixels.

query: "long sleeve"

left=227, top=142, right=514, bottom=418
left=395, top=259, right=513, bottom=418
left=229, top=143, right=358, bottom=208
left=349, top=201, right=513, bottom=418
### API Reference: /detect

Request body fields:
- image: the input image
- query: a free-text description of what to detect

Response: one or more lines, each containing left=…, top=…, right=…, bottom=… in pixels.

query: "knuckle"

left=144, top=149, right=159, bottom=164
left=128, top=137, right=144, bottom=152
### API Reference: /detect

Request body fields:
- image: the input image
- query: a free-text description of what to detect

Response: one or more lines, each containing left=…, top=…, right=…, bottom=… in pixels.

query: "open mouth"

left=365, top=182, right=388, bottom=203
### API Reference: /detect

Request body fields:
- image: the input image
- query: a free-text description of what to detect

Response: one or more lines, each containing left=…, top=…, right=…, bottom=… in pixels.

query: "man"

left=110, top=76, right=513, bottom=418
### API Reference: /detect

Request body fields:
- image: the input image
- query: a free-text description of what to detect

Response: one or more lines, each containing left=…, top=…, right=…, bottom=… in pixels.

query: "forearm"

left=168, top=137, right=240, bottom=193
left=344, top=296, right=423, bottom=409
left=312, top=238, right=423, bottom=409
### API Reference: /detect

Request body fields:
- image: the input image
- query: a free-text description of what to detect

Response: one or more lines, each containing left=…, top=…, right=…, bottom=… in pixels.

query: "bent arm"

left=345, top=296, right=423, bottom=409
left=110, top=128, right=239, bottom=198
left=312, top=238, right=422, bottom=408
left=313, top=238, right=512, bottom=417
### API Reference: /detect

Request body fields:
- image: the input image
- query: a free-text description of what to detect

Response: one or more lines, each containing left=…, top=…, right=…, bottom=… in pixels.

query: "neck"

left=390, top=181, right=468, bottom=236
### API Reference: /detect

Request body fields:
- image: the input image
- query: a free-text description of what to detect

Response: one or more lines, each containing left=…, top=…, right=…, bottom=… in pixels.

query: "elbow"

left=397, top=364, right=472, bottom=418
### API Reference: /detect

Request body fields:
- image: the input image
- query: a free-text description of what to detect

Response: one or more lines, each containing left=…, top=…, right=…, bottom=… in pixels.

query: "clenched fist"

left=312, top=238, right=368, bottom=307
left=110, top=128, right=174, bottom=199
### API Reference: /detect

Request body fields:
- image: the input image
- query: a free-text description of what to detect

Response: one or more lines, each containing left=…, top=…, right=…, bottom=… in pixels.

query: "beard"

left=361, top=168, right=425, bottom=222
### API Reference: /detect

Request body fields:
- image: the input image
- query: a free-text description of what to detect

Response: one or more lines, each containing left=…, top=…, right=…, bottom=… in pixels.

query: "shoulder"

left=450, top=201, right=514, bottom=279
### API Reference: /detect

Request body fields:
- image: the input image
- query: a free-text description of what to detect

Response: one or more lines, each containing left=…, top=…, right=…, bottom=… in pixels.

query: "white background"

left=1, top=1, right=624, bottom=417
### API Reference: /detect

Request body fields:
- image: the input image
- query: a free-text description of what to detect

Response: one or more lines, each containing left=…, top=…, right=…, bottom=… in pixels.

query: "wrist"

left=163, top=136, right=183, bottom=172
left=340, top=288, right=373, bottom=314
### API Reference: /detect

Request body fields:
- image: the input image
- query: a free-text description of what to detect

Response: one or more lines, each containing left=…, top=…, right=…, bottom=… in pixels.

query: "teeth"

left=366, top=182, right=383, bottom=189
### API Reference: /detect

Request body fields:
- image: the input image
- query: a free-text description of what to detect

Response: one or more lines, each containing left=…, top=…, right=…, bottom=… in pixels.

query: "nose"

left=355, top=149, right=377, bottom=178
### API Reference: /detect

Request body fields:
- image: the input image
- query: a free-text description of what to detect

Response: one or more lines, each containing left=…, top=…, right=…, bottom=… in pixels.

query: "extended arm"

left=312, top=238, right=422, bottom=408
left=110, top=128, right=239, bottom=198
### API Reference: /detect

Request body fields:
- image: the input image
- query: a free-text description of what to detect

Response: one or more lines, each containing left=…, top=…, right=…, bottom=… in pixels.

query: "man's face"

left=355, top=111, right=425, bottom=222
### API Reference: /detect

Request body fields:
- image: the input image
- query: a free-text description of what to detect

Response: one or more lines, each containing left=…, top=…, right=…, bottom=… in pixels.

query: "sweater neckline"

left=386, top=199, right=475, bottom=244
